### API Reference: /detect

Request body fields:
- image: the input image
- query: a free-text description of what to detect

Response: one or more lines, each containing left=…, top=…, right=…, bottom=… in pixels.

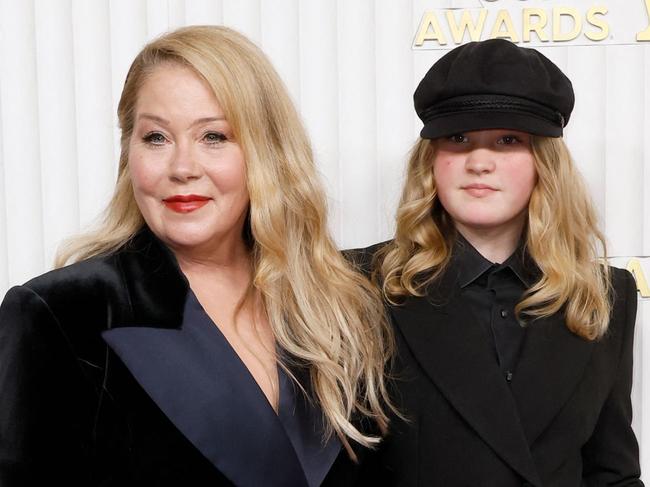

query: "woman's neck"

left=172, top=238, right=252, bottom=289
left=455, top=224, right=523, bottom=264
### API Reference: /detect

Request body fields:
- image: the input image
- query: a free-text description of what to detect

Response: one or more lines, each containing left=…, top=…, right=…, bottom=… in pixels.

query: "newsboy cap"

left=414, top=39, right=574, bottom=138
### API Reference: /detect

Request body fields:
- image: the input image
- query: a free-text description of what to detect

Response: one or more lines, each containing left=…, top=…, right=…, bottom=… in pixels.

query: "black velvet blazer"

left=0, top=229, right=367, bottom=486
left=352, top=244, right=643, bottom=487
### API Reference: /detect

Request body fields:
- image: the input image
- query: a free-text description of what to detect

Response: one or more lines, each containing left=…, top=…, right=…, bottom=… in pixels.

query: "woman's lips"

left=162, top=195, right=211, bottom=213
left=462, top=184, right=497, bottom=198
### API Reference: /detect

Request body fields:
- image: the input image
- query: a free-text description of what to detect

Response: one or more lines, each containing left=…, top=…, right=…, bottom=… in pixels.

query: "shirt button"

left=500, top=309, right=508, bottom=318
left=505, top=371, right=513, bottom=382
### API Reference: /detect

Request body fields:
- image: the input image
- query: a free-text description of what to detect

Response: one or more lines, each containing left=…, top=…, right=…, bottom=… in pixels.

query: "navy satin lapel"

left=510, top=314, right=594, bottom=445
left=102, top=295, right=308, bottom=487
left=391, top=291, right=543, bottom=487
left=277, top=368, right=340, bottom=487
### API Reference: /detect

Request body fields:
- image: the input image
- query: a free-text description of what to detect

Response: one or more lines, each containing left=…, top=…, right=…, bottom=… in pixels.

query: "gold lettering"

left=523, top=8, right=549, bottom=43
left=446, top=9, right=488, bottom=44
left=627, top=258, right=650, bottom=298
left=638, top=0, right=650, bottom=41
left=553, top=7, right=582, bottom=42
left=414, top=11, right=448, bottom=46
left=585, top=6, right=609, bottom=42
left=490, top=9, right=519, bottom=43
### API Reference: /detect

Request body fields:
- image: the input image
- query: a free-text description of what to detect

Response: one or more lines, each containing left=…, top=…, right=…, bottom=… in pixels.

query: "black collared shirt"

left=454, top=237, right=536, bottom=383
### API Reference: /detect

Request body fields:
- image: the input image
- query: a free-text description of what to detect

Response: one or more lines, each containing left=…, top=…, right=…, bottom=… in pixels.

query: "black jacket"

left=0, top=229, right=366, bottom=486
left=352, top=243, right=642, bottom=487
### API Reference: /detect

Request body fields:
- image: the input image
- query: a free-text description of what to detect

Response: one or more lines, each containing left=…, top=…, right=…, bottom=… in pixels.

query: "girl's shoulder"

left=603, top=265, right=638, bottom=343
left=609, top=264, right=634, bottom=280
left=608, top=265, right=637, bottom=301
left=343, top=240, right=392, bottom=277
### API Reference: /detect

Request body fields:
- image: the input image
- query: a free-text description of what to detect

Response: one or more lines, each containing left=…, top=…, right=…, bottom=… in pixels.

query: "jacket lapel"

left=510, top=314, right=594, bottom=445
left=391, top=281, right=543, bottom=487
left=104, top=229, right=309, bottom=486
left=115, top=228, right=189, bottom=329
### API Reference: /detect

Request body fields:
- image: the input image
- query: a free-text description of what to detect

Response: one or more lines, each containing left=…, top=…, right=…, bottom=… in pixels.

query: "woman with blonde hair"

left=358, top=39, right=642, bottom=486
left=0, top=25, right=392, bottom=486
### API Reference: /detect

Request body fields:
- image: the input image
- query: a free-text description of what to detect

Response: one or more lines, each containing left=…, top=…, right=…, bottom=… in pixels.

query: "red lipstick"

left=163, top=194, right=211, bottom=213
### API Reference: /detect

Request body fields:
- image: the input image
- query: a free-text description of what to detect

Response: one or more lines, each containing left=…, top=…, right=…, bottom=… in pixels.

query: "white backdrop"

left=0, top=0, right=649, bottom=479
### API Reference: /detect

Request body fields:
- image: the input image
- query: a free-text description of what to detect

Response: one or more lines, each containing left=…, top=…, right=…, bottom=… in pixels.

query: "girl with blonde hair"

left=0, top=25, right=392, bottom=486
left=359, top=39, right=642, bottom=486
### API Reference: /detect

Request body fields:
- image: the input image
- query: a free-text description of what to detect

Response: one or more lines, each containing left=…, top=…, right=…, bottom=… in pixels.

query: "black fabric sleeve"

left=0, top=285, right=94, bottom=486
left=582, top=270, right=644, bottom=486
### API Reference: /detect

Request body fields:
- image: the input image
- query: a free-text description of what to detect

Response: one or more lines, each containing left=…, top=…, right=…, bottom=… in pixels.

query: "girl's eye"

left=498, top=135, right=520, bottom=145
left=203, top=132, right=227, bottom=144
left=143, top=132, right=167, bottom=145
left=448, top=134, right=468, bottom=144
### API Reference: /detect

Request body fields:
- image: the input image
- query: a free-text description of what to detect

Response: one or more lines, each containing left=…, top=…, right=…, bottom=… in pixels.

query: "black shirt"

left=454, top=237, right=537, bottom=383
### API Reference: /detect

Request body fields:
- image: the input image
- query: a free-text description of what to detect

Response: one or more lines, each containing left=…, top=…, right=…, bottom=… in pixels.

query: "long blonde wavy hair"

left=56, top=25, right=393, bottom=453
left=378, top=136, right=611, bottom=340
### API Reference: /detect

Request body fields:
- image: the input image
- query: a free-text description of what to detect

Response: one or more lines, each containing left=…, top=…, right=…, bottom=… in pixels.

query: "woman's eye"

left=448, top=134, right=468, bottom=144
left=203, top=132, right=227, bottom=144
left=143, top=132, right=167, bottom=145
left=498, top=135, right=519, bottom=145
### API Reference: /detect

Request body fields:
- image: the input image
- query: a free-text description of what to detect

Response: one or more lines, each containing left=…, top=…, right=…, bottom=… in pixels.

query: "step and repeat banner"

left=0, top=0, right=649, bottom=477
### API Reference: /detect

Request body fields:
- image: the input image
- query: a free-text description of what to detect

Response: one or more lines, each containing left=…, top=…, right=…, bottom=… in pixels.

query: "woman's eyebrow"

left=137, top=113, right=226, bottom=127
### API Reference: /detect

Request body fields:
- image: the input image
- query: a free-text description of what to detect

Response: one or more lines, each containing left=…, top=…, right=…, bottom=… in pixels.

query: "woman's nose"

left=464, top=147, right=496, bottom=174
left=169, top=141, right=201, bottom=181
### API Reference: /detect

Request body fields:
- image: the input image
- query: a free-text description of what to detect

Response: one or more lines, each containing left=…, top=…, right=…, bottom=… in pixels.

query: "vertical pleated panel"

left=565, top=47, right=607, bottom=220
left=222, top=0, right=260, bottom=43
left=168, top=0, right=186, bottom=28
left=337, top=0, right=377, bottom=249
left=110, top=0, right=147, bottom=166
left=375, top=0, right=416, bottom=239
left=0, top=0, right=43, bottom=284
left=110, top=0, right=147, bottom=107
left=0, top=5, right=11, bottom=291
left=34, top=1, right=79, bottom=267
left=260, top=0, right=299, bottom=100
left=147, top=0, right=171, bottom=37
left=71, top=0, right=115, bottom=227
left=0, top=82, right=5, bottom=292
left=298, top=1, right=340, bottom=240
left=644, top=46, right=650, bottom=257
left=605, top=46, right=645, bottom=257
left=185, top=0, right=223, bottom=26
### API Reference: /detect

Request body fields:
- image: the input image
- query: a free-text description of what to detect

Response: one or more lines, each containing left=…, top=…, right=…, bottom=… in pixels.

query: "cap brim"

left=420, top=111, right=563, bottom=139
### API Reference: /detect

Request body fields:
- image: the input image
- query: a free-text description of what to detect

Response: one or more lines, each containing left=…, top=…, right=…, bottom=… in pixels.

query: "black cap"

left=414, top=39, right=574, bottom=139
